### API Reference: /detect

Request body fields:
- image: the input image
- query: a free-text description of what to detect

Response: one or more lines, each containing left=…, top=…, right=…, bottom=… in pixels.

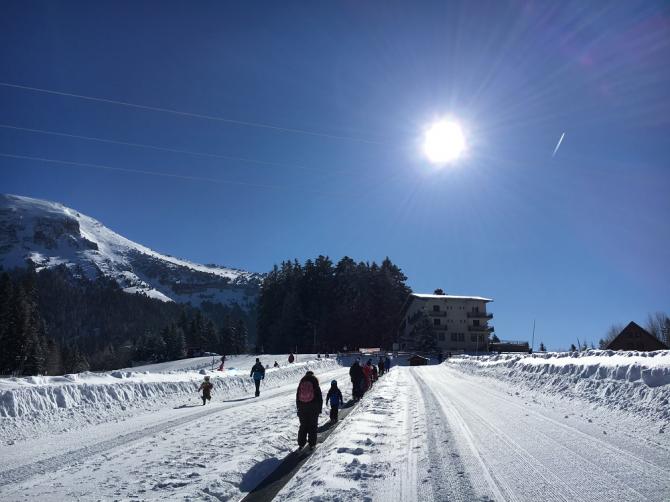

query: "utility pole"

left=531, top=319, right=536, bottom=352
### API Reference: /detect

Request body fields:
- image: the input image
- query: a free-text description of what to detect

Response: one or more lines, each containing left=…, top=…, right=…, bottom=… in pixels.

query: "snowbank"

left=0, top=355, right=338, bottom=419
left=447, top=350, right=670, bottom=421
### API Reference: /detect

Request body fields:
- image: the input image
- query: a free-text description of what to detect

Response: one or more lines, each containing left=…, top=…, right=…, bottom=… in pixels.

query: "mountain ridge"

left=0, top=194, right=262, bottom=308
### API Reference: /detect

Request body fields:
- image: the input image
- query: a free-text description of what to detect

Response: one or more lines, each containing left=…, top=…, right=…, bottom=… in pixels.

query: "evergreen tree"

left=410, top=313, right=438, bottom=352
left=570, top=343, right=577, bottom=352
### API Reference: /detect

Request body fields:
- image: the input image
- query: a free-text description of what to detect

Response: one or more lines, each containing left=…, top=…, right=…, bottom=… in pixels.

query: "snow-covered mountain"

left=0, top=194, right=262, bottom=307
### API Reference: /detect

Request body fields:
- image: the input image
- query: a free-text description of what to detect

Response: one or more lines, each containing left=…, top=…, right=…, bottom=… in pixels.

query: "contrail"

left=552, top=132, right=565, bottom=157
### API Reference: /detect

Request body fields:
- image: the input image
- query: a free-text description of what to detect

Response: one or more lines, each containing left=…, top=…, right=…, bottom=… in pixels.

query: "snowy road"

left=0, top=365, right=350, bottom=501
left=278, top=365, right=670, bottom=502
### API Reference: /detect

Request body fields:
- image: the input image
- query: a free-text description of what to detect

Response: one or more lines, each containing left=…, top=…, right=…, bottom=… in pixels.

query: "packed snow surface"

left=0, top=354, right=347, bottom=501
left=278, top=360, right=670, bottom=502
left=0, top=194, right=261, bottom=306
left=2, top=351, right=668, bottom=501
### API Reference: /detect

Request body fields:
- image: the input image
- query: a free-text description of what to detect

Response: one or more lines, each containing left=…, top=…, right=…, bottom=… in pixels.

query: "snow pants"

left=298, top=410, right=319, bottom=447
left=202, top=393, right=211, bottom=405
left=329, top=406, right=339, bottom=422
left=254, top=379, right=261, bottom=397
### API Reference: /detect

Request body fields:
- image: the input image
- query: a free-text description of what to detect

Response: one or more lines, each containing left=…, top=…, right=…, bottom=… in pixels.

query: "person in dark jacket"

left=326, top=380, right=344, bottom=422
left=385, top=356, right=391, bottom=372
left=250, top=358, right=265, bottom=397
left=296, top=370, right=323, bottom=449
left=378, top=357, right=385, bottom=376
left=198, top=376, right=213, bottom=405
left=288, top=353, right=295, bottom=363
left=349, top=360, right=365, bottom=400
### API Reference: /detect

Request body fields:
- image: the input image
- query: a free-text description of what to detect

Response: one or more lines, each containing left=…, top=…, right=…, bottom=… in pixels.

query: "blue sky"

left=2, top=1, right=669, bottom=349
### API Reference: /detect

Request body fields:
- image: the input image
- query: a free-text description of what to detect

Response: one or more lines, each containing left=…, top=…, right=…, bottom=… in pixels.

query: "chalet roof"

left=606, top=321, right=669, bottom=351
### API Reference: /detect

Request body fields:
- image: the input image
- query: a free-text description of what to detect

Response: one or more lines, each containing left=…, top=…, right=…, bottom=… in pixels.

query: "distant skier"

left=378, top=357, right=385, bottom=376
left=349, top=360, right=364, bottom=400
left=274, top=361, right=280, bottom=368
left=218, top=354, right=226, bottom=371
left=296, top=370, right=323, bottom=450
left=198, top=375, right=213, bottom=405
left=326, top=380, right=344, bottom=422
left=250, top=358, right=265, bottom=397
left=385, top=356, right=391, bottom=372
left=288, top=353, right=295, bottom=364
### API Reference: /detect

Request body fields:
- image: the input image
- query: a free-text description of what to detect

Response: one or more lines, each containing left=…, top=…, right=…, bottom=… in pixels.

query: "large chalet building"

left=398, top=292, right=494, bottom=352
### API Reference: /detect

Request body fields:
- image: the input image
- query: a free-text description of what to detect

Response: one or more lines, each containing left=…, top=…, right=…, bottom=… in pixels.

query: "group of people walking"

left=349, top=356, right=390, bottom=400
left=197, top=353, right=392, bottom=451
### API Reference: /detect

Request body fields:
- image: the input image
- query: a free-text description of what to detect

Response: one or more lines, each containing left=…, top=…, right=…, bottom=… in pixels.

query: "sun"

left=423, top=120, right=466, bottom=165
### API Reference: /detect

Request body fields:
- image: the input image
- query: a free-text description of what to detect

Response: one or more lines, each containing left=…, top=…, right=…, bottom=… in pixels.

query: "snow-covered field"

left=1, top=350, right=669, bottom=501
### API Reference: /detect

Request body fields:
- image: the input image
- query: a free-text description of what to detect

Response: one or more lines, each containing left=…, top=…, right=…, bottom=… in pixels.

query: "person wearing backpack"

left=250, top=358, right=265, bottom=397
left=325, top=380, right=344, bottom=422
left=349, top=360, right=364, bottom=400
left=198, top=375, right=213, bottom=405
left=296, top=370, right=323, bottom=450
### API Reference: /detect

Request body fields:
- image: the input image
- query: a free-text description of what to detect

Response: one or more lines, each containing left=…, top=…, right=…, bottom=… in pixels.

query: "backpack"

left=298, top=380, right=314, bottom=403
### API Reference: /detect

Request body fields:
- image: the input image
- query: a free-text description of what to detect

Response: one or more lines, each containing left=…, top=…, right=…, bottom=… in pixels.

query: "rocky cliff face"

left=0, top=194, right=262, bottom=308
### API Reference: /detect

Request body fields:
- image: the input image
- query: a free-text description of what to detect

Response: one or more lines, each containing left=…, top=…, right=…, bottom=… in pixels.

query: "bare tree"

left=599, top=323, right=624, bottom=349
left=645, top=312, right=670, bottom=344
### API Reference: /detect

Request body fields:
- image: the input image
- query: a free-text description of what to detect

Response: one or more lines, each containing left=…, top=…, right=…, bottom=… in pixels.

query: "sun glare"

left=423, top=120, right=466, bottom=165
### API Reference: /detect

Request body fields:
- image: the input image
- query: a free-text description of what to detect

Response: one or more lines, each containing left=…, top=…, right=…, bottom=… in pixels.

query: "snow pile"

left=448, top=350, right=670, bottom=420
left=0, top=355, right=338, bottom=420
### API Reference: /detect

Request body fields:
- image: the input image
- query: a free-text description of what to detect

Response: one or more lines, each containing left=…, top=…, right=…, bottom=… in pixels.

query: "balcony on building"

left=467, top=311, right=493, bottom=319
left=468, top=325, right=494, bottom=333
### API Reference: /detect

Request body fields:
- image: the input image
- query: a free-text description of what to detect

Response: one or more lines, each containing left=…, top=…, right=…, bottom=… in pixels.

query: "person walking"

left=296, top=370, right=323, bottom=450
left=378, top=357, right=385, bottom=376
left=218, top=354, right=226, bottom=371
left=288, top=353, right=295, bottom=364
left=349, top=360, right=365, bottom=400
left=250, top=358, right=265, bottom=397
left=326, top=380, right=344, bottom=422
left=198, top=375, right=213, bottom=405
left=362, top=359, right=373, bottom=392
left=385, top=356, right=391, bottom=372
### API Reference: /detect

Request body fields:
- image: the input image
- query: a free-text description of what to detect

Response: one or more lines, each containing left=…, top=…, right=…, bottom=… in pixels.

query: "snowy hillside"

left=0, top=194, right=262, bottom=307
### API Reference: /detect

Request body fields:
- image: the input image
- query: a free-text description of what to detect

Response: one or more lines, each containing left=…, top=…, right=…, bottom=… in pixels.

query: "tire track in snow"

left=0, top=392, right=274, bottom=488
left=409, top=370, right=482, bottom=502
left=0, top=367, right=348, bottom=490
left=450, top=368, right=670, bottom=476
left=419, top=366, right=668, bottom=501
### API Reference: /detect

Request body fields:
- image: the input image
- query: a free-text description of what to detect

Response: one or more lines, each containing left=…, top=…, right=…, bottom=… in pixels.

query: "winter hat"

left=305, top=370, right=314, bottom=376
left=331, top=380, right=337, bottom=385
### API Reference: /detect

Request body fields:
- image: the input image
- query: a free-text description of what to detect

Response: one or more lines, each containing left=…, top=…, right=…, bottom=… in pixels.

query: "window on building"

left=433, top=305, right=440, bottom=312
left=438, top=333, right=445, bottom=341
left=458, top=333, right=465, bottom=341
left=472, top=306, right=479, bottom=313
left=434, top=318, right=441, bottom=326
left=473, top=319, right=480, bottom=327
